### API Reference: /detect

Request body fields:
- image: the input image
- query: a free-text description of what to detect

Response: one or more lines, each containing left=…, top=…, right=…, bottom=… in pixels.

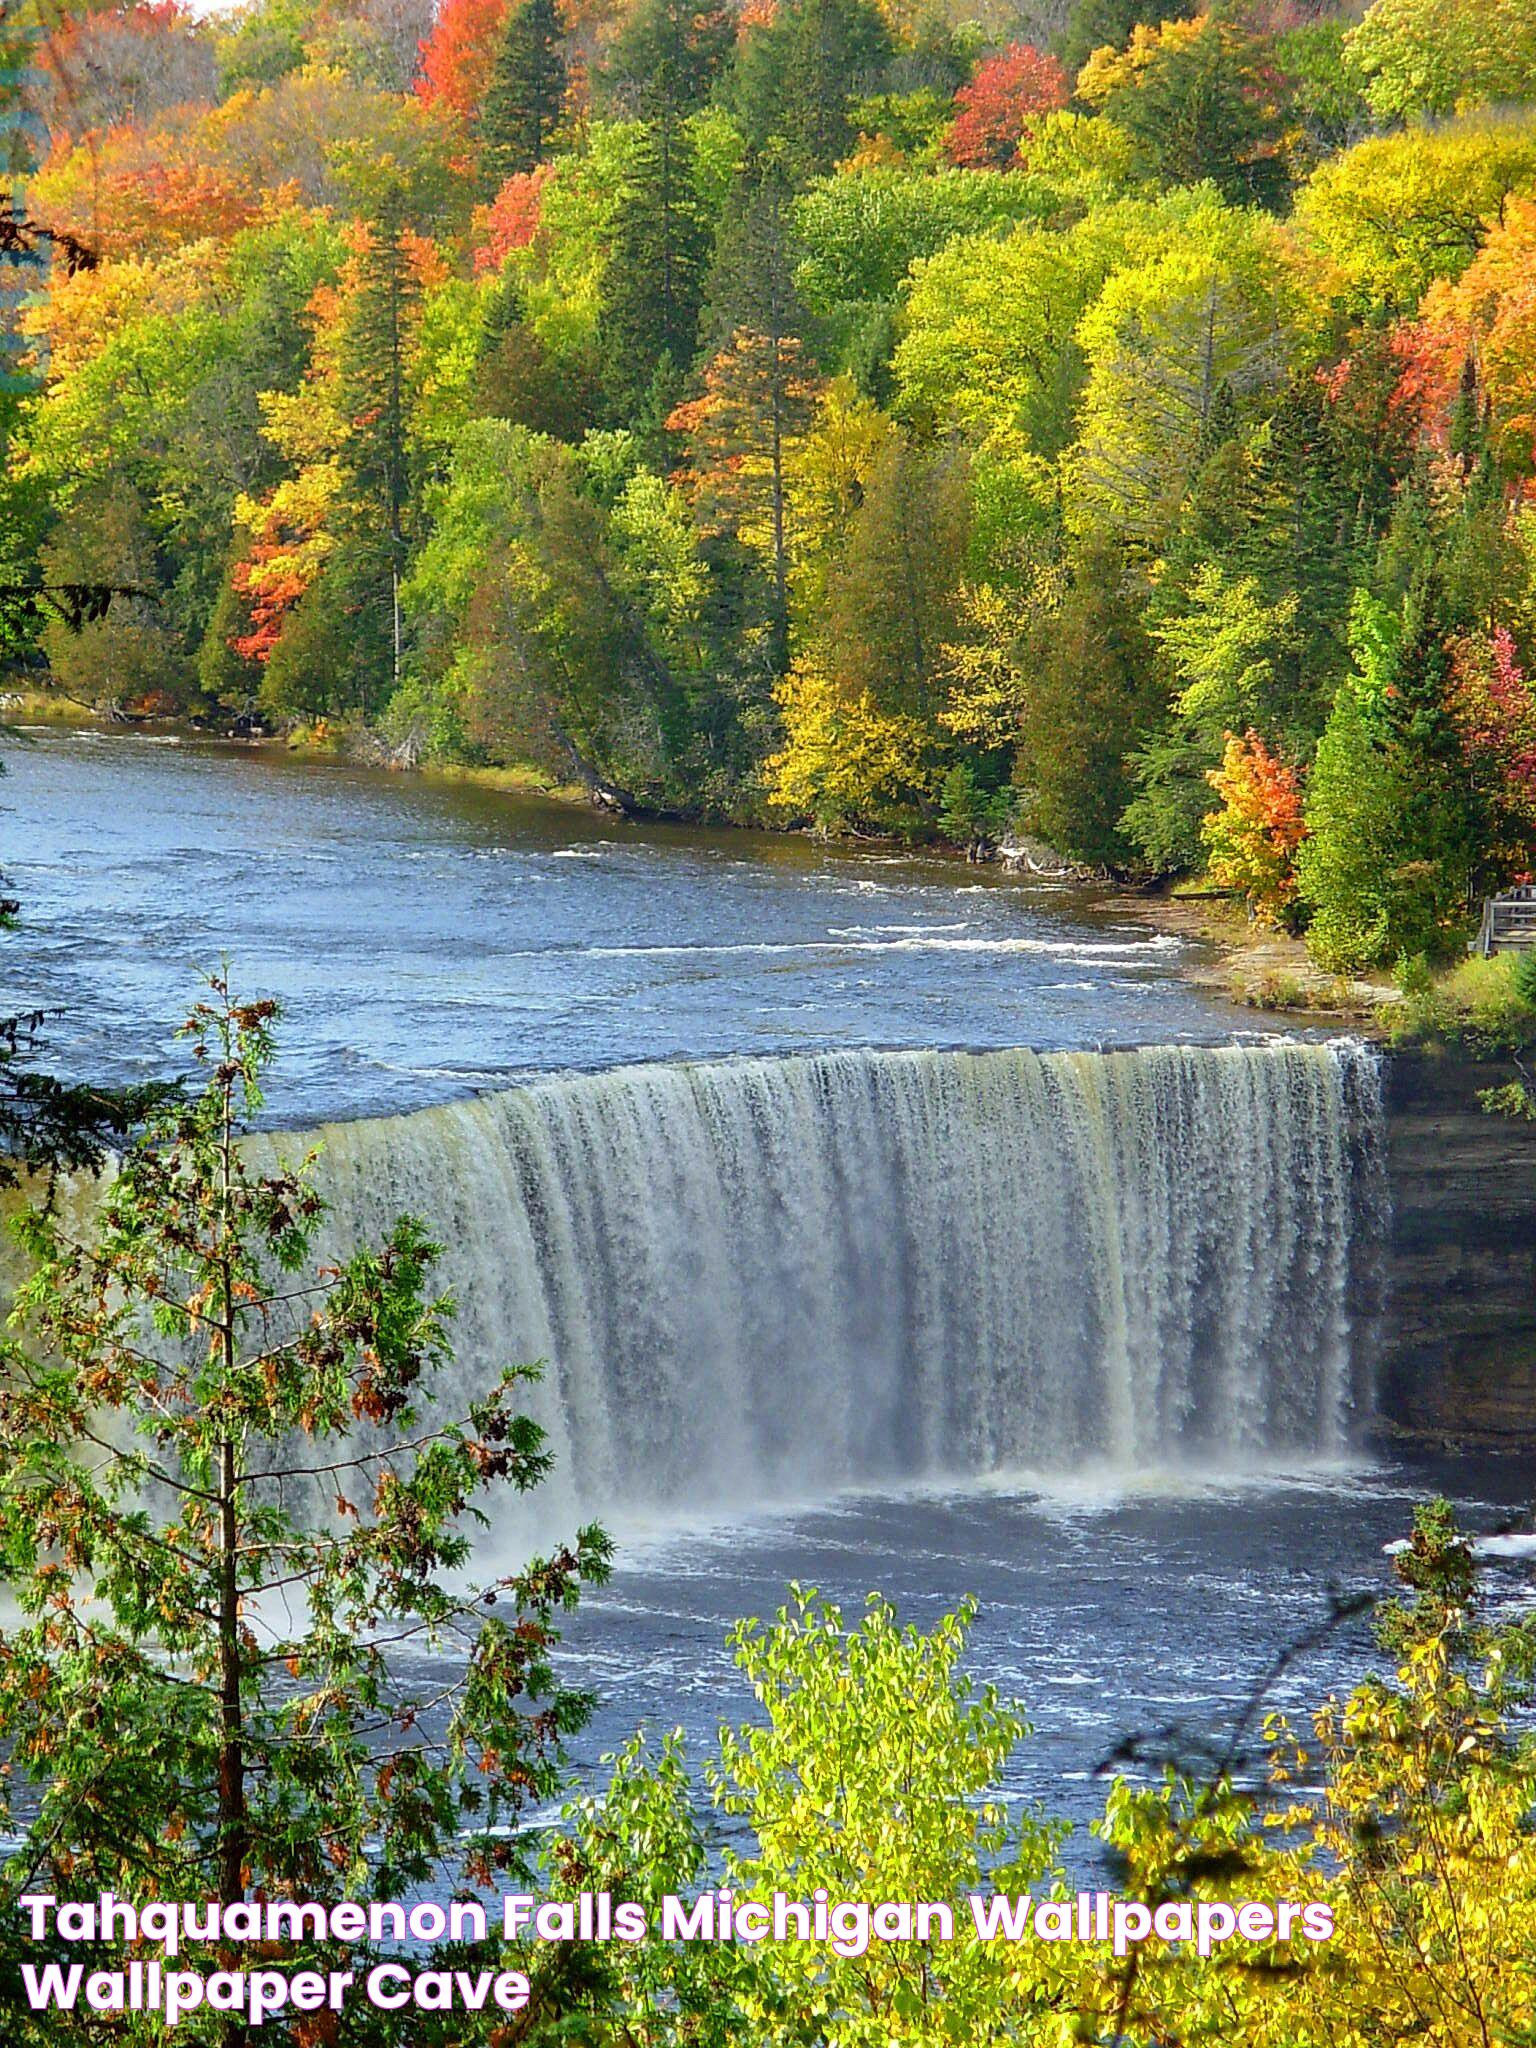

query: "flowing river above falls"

left=3, top=728, right=1517, bottom=1853
left=3, top=729, right=1267, bottom=1119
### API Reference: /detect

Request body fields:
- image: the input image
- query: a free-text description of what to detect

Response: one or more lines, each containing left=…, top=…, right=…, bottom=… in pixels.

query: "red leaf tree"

left=472, top=162, right=553, bottom=273
left=945, top=44, right=1068, bottom=171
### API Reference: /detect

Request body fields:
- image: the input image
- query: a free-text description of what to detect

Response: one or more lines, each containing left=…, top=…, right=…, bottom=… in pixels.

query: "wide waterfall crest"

left=274, top=1042, right=1383, bottom=1542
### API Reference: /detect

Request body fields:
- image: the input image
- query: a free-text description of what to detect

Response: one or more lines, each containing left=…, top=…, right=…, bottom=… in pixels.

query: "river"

left=4, top=728, right=1263, bottom=1120
left=2, top=728, right=1515, bottom=1867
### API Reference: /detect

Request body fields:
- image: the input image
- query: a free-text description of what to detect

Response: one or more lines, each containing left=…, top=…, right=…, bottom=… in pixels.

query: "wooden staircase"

left=1475, top=887, right=1536, bottom=955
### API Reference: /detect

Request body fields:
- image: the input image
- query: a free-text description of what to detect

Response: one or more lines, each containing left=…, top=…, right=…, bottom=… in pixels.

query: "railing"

left=1476, top=889, right=1536, bottom=955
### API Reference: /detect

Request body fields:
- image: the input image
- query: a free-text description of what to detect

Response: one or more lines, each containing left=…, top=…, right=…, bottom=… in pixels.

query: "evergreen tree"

left=601, top=0, right=731, bottom=120
left=1299, top=574, right=1486, bottom=968
left=1018, top=534, right=1163, bottom=869
left=1234, top=381, right=1369, bottom=698
left=477, top=281, right=599, bottom=440
left=732, top=0, right=894, bottom=185
left=700, top=153, right=815, bottom=673
left=479, top=0, right=567, bottom=191
left=0, top=977, right=611, bottom=2047
left=334, top=192, right=421, bottom=712
left=1105, top=15, right=1291, bottom=211
left=826, top=433, right=969, bottom=720
left=1060, top=0, right=1196, bottom=76
left=598, top=115, right=710, bottom=420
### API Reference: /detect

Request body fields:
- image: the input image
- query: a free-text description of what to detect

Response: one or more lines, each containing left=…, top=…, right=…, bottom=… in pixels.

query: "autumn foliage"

left=1451, top=626, right=1536, bottom=866
left=1409, top=198, right=1536, bottom=482
left=417, top=0, right=515, bottom=117
left=945, top=44, right=1068, bottom=170
left=668, top=332, right=817, bottom=532
left=9, top=0, right=1536, bottom=950
left=472, top=162, right=554, bottom=272
left=32, top=122, right=265, bottom=257
left=1202, top=730, right=1307, bottom=923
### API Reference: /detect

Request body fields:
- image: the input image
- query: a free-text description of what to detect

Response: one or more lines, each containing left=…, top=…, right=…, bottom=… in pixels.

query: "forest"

left=4, top=0, right=1536, bottom=971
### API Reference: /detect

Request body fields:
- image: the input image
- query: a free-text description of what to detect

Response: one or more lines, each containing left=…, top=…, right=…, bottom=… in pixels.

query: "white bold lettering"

left=86, top=1973, right=125, bottom=2013
left=969, top=1894, right=1034, bottom=1940
left=1112, top=1904, right=1152, bottom=1956
left=1196, top=1904, right=1237, bottom=1956
left=165, top=1972, right=205, bottom=2026
left=17, top=1895, right=56, bottom=1940
left=1154, top=1903, right=1193, bottom=1943
left=493, top=1971, right=531, bottom=2012
left=22, top=1964, right=83, bottom=2010
left=368, top=1964, right=412, bottom=2010
left=139, top=1903, right=180, bottom=1958
left=248, top=1971, right=289, bottom=2024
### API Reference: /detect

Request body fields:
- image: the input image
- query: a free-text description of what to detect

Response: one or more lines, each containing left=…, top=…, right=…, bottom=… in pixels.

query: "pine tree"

left=1106, top=15, right=1291, bottom=212
left=479, top=0, right=567, bottom=192
left=1060, top=0, right=1197, bottom=77
left=826, top=433, right=970, bottom=721
left=598, top=114, right=710, bottom=420
left=1018, top=533, right=1163, bottom=868
left=1299, top=573, right=1488, bottom=967
left=601, top=0, right=731, bottom=121
left=335, top=194, right=421, bottom=712
left=696, top=154, right=815, bottom=674
left=732, top=0, right=894, bottom=184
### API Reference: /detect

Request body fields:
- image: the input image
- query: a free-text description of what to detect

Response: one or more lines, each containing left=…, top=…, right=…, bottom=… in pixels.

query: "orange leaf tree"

left=1202, top=729, right=1307, bottom=923
left=416, top=0, right=514, bottom=119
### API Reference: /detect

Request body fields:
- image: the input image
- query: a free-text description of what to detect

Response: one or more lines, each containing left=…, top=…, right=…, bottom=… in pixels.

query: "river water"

left=3, top=728, right=1521, bottom=1859
left=3, top=729, right=1264, bottom=1121
left=555, top=1456, right=1533, bottom=1870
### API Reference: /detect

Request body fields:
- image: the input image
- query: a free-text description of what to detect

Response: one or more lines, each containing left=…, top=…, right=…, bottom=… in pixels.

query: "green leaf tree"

left=1072, top=210, right=1303, bottom=547
left=1016, top=533, right=1163, bottom=869
left=552, top=1589, right=1064, bottom=2046
left=0, top=975, right=611, bottom=2045
left=1344, top=0, right=1536, bottom=123
left=824, top=429, right=970, bottom=723
left=1122, top=563, right=1303, bottom=873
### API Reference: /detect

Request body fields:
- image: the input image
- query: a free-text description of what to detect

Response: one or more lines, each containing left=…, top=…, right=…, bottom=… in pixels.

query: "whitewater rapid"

left=259, top=1041, right=1385, bottom=1548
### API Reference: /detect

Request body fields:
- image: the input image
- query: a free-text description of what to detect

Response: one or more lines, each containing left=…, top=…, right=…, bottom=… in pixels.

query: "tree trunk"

left=769, top=329, right=789, bottom=678
left=216, top=1078, right=248, bottom=2048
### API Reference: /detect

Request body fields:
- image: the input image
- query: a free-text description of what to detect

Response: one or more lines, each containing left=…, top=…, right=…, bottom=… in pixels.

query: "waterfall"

left=261, top=1041, right=1384, bottom=1546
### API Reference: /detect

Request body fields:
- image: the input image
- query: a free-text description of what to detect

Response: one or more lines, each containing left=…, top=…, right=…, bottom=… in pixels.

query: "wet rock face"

left=1377, top=1051, right=1536, bottom=1449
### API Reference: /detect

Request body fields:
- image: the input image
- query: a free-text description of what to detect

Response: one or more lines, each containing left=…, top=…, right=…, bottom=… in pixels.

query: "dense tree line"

left=7, top=0, right=1536, bottom=965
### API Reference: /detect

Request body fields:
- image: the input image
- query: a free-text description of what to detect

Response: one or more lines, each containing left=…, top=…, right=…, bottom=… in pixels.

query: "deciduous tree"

left=944, top=43, right=1067, bottom=171
left=1200, top=729, right=1306, bottom=924
left=1344, top=0, right=1536, bottom=123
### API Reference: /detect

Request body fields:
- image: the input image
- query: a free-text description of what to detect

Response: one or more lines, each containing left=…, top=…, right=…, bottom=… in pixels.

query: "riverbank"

left=0, top=695, right=1430, bottom=1039
left=1096, top=887, right=1397, bottom=1027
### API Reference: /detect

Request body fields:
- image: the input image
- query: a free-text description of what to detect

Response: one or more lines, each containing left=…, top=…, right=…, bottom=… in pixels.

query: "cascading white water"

left=263, top=1041, right=1384, bottom=1545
